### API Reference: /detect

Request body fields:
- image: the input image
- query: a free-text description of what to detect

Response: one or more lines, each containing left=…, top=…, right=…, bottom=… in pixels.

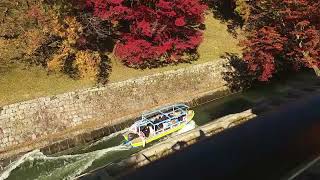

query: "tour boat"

left=123, top=104, right=195, bottom=147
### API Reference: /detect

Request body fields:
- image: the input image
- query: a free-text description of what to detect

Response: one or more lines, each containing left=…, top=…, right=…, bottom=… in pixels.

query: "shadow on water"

left=194, top=68, right=319, bottom=126
left=121, top=94, right=320, bottom=180
left=194, top=95, right=253, bottom=126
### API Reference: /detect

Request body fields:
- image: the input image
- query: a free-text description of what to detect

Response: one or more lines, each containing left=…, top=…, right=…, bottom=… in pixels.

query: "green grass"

left=0, top=12, right=241, bottom=106
left=0, top=64, right=94, bottom=106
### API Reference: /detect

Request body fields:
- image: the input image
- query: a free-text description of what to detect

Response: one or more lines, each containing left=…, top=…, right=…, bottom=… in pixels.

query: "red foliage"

left=86, top=0, right=207, bottom=66
left=242, top=27, right=287, bottom=81
left=242, top=0, right=320, bottom=81
left=175, top=17, right=186, bottom=27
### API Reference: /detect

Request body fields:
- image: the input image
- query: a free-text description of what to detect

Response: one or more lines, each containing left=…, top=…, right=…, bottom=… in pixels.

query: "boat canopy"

left=133, top=104, right=189, bottom=128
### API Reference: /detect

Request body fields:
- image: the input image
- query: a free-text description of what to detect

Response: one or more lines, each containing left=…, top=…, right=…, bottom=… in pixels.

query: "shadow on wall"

left=221, top=53, right=254, bottom=92
left=98, top=53, right=112, bottom=84
left=171, top=130, right=206, bottom=152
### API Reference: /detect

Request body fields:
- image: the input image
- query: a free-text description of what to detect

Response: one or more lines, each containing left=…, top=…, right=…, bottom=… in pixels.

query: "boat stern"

left=186, top=110, right=195, bottom=122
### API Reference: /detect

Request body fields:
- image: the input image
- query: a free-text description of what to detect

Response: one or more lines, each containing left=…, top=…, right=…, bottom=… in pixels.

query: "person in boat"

left=148, top=125, right=155, bottom=136
left=163, top=121, right=170, bottom=130
left=139, top=130, right=145, bottom=139
left=141, top=126, right=150, bottom=137
left=153, top=115, right=161, bottom=123
left=155, top=123, right=163, bottom=132
left=138, top=130, right=147, bottom=147
left=171, top=118, right=180, bottom=125
left=128, top=124, right=135, bottom=132
left=173, top=111, right=182, bottom=117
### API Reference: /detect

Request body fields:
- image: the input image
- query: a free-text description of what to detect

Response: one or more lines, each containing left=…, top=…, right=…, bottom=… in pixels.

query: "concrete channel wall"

left=0, top=59, right=234, bottom=160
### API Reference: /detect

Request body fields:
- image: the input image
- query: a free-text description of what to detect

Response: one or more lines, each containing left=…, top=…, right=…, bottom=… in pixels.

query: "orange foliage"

left=1, top=0, right=106, bottom=81
left=23, top=29, right=46, bottom=56
left=74, top=50, right=101, bottom=80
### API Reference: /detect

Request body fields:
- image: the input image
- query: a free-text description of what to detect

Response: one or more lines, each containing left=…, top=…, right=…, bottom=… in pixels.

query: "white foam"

left=65, top=145, right=130, bottom=179
left=34, top=145, right=130, bottom=180
left=177, top=120, right=197, bottom=134
left=86, top=129, right=127, bottom=148
left=0, top=129, right=130, bottom=180
left=0, top=150, right=42, bottom=180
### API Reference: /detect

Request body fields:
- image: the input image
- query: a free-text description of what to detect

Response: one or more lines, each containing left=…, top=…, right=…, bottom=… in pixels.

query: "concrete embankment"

left=78, top=109, right=256, bottom=179
left=0, top=59, right=234, bottom=161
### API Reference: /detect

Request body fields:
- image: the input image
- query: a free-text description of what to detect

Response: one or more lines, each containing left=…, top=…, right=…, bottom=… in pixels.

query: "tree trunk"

left=312, top=65, right=320, bottom=77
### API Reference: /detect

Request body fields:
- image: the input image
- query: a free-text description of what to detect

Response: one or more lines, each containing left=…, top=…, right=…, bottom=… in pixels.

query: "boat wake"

left=0, top=150, right=42, bottom=180
left=177, top=120, right=197, bottom=134
left=0, top=132, right=131, bottom=180
left=0, top=121, right=196, bottom=180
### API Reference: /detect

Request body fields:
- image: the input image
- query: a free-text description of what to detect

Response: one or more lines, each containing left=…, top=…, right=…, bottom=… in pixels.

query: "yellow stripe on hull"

left=130, top=110, right=195, bottom=147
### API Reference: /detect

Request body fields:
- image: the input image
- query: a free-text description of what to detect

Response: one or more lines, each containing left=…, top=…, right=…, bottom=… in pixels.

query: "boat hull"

left=124, top=110, right=195, bottom=147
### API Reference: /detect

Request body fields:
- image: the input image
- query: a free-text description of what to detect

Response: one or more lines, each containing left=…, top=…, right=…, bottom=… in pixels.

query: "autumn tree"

left=242, top=0, right=320, bottom=81
left=85, top=0, right=207, bottom=67
left=0, top=0, right=108, bottom=81
left=234, top=0, right=250, bottom=24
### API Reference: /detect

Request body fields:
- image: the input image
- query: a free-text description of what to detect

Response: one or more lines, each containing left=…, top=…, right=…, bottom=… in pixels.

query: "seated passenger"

left=142, top=126, right=150, bottom=137
left=173, top=111, right=182, bottom=117
left=163, top=122, right=170, bottom=130
left=149, top=125, right=155, bottom=136
left=155, top=124, right=163, bottom=132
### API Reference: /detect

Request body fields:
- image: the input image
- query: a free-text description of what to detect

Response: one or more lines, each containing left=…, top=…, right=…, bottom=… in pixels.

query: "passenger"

left=149, top=125, right=155, bottom=136
left=173, top=111, right=181, bottom=117
left=155, top=124, right=163, bottom=132
left=160, top=115, right=167, bottom=121
left=154, top=115, right=162, bottom=123
left=163, top=122, right=170, bottom=130
left=139, top=131, right=145, bottom=139
left=142, top=126, right=150, bottom=137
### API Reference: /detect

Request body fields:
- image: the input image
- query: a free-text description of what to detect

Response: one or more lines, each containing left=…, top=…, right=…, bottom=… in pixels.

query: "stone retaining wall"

left=0, top=59, right=231, bottom=157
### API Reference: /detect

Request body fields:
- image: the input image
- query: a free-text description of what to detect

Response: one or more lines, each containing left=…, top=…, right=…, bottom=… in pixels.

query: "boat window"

left=177, top=106, right=188, bottom=111
left=155, top=123, right=164, bottom=132
left=143, top=112, right=159, bottom=120
left=170, top=118, right=179, bottom=126
left=161, top=107, right=174, bottom=114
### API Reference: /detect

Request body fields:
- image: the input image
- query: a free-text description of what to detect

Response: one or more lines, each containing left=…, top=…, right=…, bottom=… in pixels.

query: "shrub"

left=86, top=0, right=207, bottom=67
left=242, top=0, right=320, bottom=81
left=74, top=50, right=101, bottom=80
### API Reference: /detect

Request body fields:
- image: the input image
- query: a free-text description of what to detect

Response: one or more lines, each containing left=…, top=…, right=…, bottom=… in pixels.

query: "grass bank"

left=0, top=12, right=241, bottom=106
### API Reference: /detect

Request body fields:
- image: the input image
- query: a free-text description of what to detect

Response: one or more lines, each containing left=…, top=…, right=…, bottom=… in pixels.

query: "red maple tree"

left=242, top=0, right=320, bottom=81
left=86, top=0, right=207, bottom=67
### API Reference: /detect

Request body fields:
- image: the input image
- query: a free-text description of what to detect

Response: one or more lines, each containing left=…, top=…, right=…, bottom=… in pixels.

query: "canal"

left=121, top=90, right=320, bottom=180
left=1, top=72, right=319, bottom=180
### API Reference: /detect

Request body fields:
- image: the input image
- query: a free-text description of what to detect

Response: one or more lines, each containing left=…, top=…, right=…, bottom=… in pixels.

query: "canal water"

left=123, top=93, right=320, bottom=180
left=0, top=72, right=319, bottom=180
